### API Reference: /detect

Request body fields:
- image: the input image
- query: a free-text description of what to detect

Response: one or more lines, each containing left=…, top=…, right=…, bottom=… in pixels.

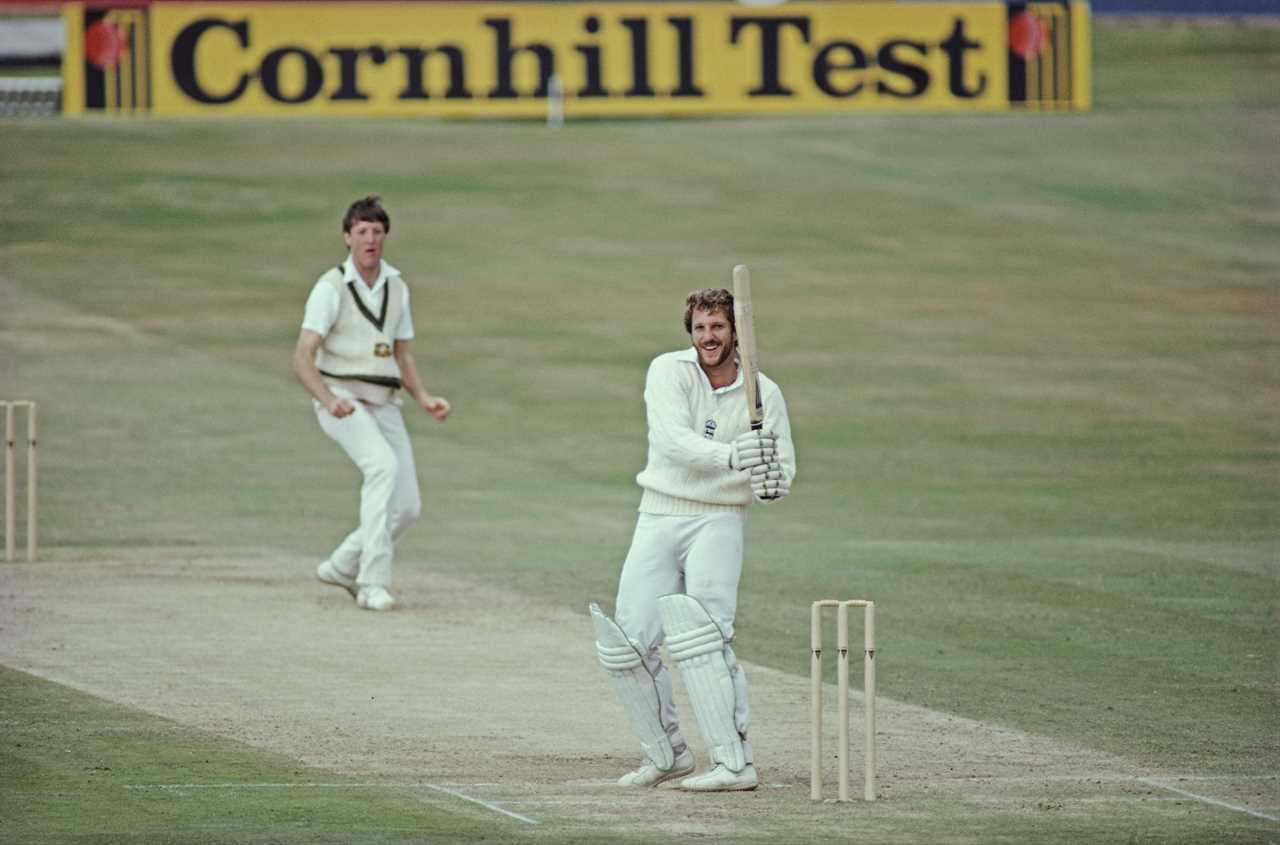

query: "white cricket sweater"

left=313, top=261, right=407, bottom=405
left=635, top=347, right=796, bottom=515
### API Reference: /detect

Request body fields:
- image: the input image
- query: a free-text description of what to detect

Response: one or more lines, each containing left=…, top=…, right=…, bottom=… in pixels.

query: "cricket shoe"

left=316, top=559, right=357, bottom=598
left=617, top=748, right=696, bottom=787
left=678, top=763, right=759, bottom=792
left=357, top=586, right=396, bottom=612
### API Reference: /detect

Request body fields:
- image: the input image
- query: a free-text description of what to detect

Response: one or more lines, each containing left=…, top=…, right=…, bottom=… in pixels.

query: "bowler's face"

left=690, top=307, right=735, bottom=371
left=344, top=219, right=386, bottom=277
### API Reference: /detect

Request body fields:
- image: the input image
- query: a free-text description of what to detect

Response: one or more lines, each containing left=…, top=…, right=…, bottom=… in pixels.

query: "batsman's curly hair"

left=683, top=288, right=736, bottom=335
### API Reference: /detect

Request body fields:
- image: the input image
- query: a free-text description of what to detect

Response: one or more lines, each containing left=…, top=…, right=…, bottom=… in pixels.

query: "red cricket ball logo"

left=1008, top=12, right=1045, bottom=59
left=85, top=20, right=129, bottom=69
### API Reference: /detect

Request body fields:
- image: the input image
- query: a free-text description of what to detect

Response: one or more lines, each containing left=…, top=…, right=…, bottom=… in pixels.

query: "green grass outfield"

left=0, top=667, right=526, bottom=845
left=2, top=18, right=1278, bottom=843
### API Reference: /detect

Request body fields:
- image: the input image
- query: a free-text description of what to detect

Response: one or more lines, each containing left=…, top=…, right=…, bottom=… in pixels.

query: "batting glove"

left=730, top=430, right=777, bottom=471
left=750, top=462, right=790, bottom=502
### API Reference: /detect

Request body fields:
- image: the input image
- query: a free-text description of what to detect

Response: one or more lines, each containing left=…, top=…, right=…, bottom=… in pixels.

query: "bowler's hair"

left=342, top=194, right=391, bottom=234
left=683, top=288, right=736, bottom=335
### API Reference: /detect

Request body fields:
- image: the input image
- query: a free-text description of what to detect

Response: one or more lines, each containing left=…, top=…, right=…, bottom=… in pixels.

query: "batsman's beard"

left=697, top=341, right=733, bottom=370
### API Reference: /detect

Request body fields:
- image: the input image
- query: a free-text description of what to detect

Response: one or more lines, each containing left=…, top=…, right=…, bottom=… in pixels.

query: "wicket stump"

left=3, top=400, right=38, bottom=562
left=810, top=599, right=876, bottom=801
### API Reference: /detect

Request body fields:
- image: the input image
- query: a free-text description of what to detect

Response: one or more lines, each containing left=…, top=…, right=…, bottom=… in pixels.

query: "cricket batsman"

left=590, top=287, right=796, bottom=791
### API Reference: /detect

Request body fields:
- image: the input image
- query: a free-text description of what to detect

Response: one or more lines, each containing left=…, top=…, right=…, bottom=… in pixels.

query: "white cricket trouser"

left=314, top=390, right=421, bottom=589
left=615, top=511, right=750, bottom=750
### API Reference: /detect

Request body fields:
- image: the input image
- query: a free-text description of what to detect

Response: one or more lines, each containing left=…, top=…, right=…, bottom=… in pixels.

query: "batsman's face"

left=344, top=219, right=387, bottom=277
left=690, top=307, right=735, bottom=371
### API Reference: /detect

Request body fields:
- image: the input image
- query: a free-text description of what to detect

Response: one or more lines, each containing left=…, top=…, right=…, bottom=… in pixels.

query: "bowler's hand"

left=421, top=395, right=451, bottom=422
left=327, top=397, right=356, bottom=419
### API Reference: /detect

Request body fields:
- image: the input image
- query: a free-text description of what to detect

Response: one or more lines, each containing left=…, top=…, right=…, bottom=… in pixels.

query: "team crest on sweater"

left=373, top=343, right=392, bottom=358
left=703, top=419, right=717, bottom=440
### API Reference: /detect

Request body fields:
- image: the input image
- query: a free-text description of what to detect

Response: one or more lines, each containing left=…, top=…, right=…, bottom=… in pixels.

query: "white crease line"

left=1140, top=778, right=1279, bottom=823
left=123, top=782, right=537, bottom=825
left=1146, top=775, right=1279, bottom=782
left=423, top=784, right=538, bottom=825
left=891, top=774, right=1278, bottom=784
left=124, top=777, right=1280, bottom=825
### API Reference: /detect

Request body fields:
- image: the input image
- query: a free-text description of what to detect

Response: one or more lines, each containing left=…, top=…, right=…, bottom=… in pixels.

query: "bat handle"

left=751, top=421, right=763, bottom=431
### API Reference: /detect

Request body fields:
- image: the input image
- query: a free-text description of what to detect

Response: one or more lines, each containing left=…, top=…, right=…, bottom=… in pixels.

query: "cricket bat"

left=732, top=264, right=764, bottom=431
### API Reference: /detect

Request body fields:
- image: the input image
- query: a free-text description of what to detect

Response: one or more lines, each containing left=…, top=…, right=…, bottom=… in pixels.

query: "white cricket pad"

left=657, top=594, right=747, bottom=772
left=589, top=602, right=675, bottom=771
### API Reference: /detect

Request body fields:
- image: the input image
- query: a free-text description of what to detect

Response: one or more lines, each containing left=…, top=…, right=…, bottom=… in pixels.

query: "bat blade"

left=732, top=264, right=764, bottom=431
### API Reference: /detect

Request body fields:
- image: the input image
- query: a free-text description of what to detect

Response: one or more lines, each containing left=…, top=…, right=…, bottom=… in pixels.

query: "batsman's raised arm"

left=767, top=389, right=796, bottom=481
left=752, top=376, right=796, bottom=502
left=643, top=354, right=734, bottom=472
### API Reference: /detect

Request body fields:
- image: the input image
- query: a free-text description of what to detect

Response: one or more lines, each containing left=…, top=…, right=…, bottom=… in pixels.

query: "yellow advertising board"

left=62, top=2, right=1090, bottom=117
